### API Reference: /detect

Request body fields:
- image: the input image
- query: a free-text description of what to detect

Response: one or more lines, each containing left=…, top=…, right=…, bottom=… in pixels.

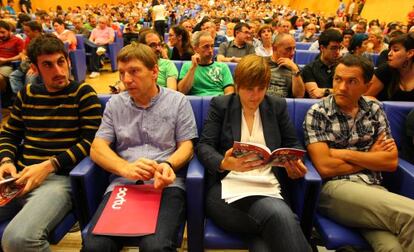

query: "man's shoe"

left=96, top=47, right=106, bottom=56
left=89, top=72, right=100, bottom=78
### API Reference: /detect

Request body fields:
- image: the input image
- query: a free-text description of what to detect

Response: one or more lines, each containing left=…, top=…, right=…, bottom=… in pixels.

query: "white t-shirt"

left=152, top=4, right=166, bottom=21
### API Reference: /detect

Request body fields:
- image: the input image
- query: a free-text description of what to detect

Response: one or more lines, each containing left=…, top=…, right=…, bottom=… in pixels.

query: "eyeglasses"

left=326, top=46, right=341, bottom=51
left=148, top=42, right=163, bottom=48
left=239, top=30, right=252, bottom=36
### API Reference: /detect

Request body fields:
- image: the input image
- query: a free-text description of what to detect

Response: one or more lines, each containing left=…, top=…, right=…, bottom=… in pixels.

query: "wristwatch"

left=293, top=69, right=301, bottom=77
left=324, top=88, right=331, bottom=96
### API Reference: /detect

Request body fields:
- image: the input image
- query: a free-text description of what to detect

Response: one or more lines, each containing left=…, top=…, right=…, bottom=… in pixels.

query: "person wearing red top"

left=0, top=20, right=24, bottom=93
left=9, top=21, right=42, bottom=95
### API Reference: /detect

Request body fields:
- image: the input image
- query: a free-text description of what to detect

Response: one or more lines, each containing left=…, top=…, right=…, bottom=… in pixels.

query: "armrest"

left=185, top=155, right=205, bottom=252
left=383, top=158, right=414, bottom=199
left=289, top=157, right=322, bottom=240
left=70, top=157, right=110, bottom=228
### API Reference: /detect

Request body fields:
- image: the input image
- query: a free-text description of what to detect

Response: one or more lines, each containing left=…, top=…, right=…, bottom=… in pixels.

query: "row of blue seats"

left=65, top=96, right=414, bottom=251
left=0, top=96, right=412, bottom=250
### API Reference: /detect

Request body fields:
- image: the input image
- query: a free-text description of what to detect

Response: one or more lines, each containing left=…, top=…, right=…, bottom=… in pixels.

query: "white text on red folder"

left=112, top=187, right=127, bottom=210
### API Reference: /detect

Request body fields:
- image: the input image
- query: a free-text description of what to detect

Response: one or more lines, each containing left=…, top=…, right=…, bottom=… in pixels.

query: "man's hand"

left=15, top=160, right=54, bottom=195
left=308, top=87, right=325, bottom=98
left=121, top=158, right=157, bottom=181
left=191, top=53, right=201, bottom=69
left=283, top=159, right=307, bottom=179
left=275, top=57, right=299, bottom=72
left=220, top=148, right=264, bottom=172
left=370, top=132, right=396, bottom=152
left=0, top=159, right=18, bottom=180
left=153, top=163, right=176, bottom=189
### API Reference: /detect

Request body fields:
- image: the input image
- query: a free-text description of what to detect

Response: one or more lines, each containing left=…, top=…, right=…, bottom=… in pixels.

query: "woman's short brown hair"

left=234, top=54, right=271, bottom=90
left=257, top=24, right=273, bottom=39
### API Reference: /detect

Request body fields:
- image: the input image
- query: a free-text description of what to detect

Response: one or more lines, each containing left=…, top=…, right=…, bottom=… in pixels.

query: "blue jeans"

left=82, top=187, right=185, bottom=252
left=206, top=183, right=311, bottom=252
left=0, top=174, right=72, bottom=252
left=9, top=69, right=42, bottom=94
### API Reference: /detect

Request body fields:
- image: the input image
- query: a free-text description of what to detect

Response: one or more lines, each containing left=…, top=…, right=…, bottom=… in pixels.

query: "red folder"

left=92, top=184, right=162, bottom=236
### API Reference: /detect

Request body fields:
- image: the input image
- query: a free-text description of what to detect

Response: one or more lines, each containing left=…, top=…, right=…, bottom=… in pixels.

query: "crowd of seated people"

left=0, top=1, right=412, bottom=251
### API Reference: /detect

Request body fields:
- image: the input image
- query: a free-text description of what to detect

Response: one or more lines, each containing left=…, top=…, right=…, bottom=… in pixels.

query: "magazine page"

left=270, top=148, right=306, bottom=166
left=232, top=141, right=272, bottom=161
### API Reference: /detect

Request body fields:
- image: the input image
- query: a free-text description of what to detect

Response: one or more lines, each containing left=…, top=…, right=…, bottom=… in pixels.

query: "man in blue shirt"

left=82, top=43, right=198, bottom=252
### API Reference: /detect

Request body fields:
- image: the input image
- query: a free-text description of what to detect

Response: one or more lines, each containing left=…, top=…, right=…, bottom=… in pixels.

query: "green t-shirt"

left=157, top=58, right=178, bottom=87
left=179, top=61, right=234, bottom=96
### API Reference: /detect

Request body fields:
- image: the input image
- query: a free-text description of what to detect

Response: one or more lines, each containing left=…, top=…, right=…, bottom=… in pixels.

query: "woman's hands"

left=220, top=148, right=265, bottom=172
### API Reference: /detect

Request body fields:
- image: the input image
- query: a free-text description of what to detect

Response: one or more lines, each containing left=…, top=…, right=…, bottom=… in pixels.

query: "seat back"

left=294, top=50, right=319, bottom=65
left=383, top=102, right=414, bottom=149
left=296, top=42, right=312, bottom=50
left=293, top=99, right=319, bottom=144
left=76, top=34, right=86, bottom=50
left=172, top=60, right=183, bottom=73
left=225, top=62, right=237, bottom=76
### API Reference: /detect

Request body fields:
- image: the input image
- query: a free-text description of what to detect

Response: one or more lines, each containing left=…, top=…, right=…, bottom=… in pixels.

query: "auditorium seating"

left=296, top=42, right=313, bottom=50
left=70, top=95, right=414, bottom=251
left=75, top=33, right=123, bottom=72
left=294, top=50, right=320, bottom=65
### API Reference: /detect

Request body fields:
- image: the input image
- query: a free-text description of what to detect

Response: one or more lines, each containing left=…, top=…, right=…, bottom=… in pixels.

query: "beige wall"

left=276, top=0, right=410, bottom=24
left=361, top=0, right=412, bottom=24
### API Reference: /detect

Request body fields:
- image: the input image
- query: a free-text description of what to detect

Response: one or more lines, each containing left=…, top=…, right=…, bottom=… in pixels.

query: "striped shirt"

left=303, top=95, right=392, bottom=184
left=0, top=81, right=102, bottom=175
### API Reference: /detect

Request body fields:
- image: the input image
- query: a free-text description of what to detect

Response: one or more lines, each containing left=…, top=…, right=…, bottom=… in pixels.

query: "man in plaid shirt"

left=303, top=54, right=414, bottom=251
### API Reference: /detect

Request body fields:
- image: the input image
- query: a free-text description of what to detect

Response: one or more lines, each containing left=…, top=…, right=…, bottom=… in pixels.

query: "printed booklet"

left=0, top=177, right=24, bottom=206
left=93, top=184, right=162, bottom=236
left=232, top=141, right=306, bottom=166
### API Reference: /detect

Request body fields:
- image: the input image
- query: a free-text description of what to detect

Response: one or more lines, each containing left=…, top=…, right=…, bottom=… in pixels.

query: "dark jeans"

left=154, top=20, right=166, bottom=39
left=82, top=187, right=185, bottom=252
left=84, top=40, right=108, bottom=72
left=206, top=183, right=311, bottom=252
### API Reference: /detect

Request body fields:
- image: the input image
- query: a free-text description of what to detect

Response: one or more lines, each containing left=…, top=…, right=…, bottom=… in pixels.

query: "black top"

left=170, top=47, right=193, bottom=61
left=301, top=57, right=336, bottom=89
left=374, top=64, right=414, bottom=101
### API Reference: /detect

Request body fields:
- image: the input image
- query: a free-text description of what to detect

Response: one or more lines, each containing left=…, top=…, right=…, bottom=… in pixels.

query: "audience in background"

left=178, top=31, right=234, bottom=96
left=302, top=29, right=343, bottom=98
left=366, top=33, right=414, bottom=101
left=255, top=24, right=273, bottom=57
left=86, top=16, right=114, bottom=78
left=217, top=22, right=255, bottom=63
left=268, top=33, right=305, bottom=98
left=168, top=25, right=194, bottom=60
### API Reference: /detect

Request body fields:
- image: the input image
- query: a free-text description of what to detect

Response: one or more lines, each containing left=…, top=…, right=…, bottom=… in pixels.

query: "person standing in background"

left=152, top=0, right=166, bottom=39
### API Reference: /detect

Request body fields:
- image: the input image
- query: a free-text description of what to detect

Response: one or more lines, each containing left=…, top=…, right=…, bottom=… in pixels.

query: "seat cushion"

left=204, top=218, right=247, bottom=249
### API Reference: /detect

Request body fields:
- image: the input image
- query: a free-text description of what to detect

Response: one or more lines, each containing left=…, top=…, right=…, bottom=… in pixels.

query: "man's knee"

left=2, top=222, right=46, bottom=251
